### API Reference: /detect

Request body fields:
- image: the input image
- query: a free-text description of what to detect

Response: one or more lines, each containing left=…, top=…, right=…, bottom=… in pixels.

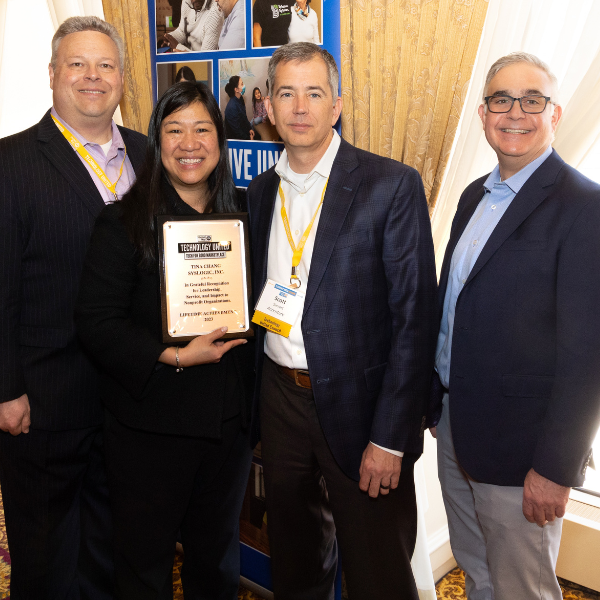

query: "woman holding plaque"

left=75, top=81, right=254, bottom=600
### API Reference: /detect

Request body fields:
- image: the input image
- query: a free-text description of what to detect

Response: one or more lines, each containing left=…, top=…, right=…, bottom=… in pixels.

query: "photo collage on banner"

left=149, top=0, right=340, bottom=188
left=148, top=0, right=341, bottom=593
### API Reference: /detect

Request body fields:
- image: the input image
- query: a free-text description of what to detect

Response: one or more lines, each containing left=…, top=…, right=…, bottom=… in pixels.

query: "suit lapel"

left=256, top=170, right=280, bottom=289
left=37, top=110, right=107, bottom=218
left=437, top=185, right=484, bottom=308
left=465, top=151, right=563, bottom=286
left=303, top=140, right=360, bottom=315
left=120, top=127, right=145, bottom=173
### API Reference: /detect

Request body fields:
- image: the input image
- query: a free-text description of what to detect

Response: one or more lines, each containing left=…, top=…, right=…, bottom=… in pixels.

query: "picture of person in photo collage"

left=219, top=58, right=280, bottom=141
left=252, top=0, right=322, bottom=48
left=155, top=0, right=245, bottom=53
left=157, top=60, right=214, bottom=97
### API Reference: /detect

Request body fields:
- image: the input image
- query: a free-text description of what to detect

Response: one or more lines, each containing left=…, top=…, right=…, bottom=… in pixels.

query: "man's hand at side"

left=359, top=442, right=401, bottom=498
left=523, top=468, right=570, bottom=527
left=0, top=394, right=31, bottom=435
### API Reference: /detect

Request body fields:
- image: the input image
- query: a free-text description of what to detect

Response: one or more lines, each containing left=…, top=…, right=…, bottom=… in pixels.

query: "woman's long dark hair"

left=120, top=81, right=239, bottom=269
left=252, top=86, right=262, bottom=110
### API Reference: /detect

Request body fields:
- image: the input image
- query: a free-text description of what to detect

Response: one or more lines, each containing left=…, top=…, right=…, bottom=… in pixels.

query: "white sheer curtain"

left=430, top=0, right=600, bottom=271
left=46, top=0, right=105, bottom=28
left=553, top=44, right=600, bottom=167
left=0, top=1, right=7, bottom=78
left=411, top=458, right=436, bottom=599
left=0, top=0, right=7, bottom=135
left=0, top=0, right=119, bottom=139
left=0, top=0, right=55, bottom=138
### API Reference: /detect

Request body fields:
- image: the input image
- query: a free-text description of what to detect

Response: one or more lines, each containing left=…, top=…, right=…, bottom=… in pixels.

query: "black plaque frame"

left=157, top=213, right=254, bottom=343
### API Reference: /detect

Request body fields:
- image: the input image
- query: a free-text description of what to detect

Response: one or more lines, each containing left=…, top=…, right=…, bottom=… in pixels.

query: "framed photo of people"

left=147, top=0, right=340, bottom=187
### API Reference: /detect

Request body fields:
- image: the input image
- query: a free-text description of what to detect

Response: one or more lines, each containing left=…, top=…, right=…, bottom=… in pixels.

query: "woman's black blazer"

left=75, top=187, right=254, bottom=439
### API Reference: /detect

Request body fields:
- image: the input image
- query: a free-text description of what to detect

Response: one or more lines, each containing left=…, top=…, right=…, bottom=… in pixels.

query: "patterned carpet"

left=0, top=484, right=597, bottom=600
left=436, top=568, right=600, bottom=600
left=176, top=564, right=600, bottom=600
left=173, top=554, right=258, bottom=599
left=0, top=488, right=10, bottom=599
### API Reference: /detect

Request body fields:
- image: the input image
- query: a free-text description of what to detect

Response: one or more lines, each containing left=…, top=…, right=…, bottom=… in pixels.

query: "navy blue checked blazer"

left=430, top=150, right=600, bottom=488
left=247, top=138, right=438, bottom=481
left=0, top=109, right=146, bottom=430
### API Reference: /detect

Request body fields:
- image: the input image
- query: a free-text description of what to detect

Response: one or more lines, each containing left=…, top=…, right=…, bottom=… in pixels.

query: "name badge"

left=252, top=279, right=304, bottom=337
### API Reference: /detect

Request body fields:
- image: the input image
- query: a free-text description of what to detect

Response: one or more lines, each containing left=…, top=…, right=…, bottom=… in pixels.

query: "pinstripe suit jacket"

left=247, top=138, right=438, bottom=480
left=0, top=109, right=146, bottom=430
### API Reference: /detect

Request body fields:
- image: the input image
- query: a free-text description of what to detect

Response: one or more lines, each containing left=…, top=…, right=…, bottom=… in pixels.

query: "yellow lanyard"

left=279, top=178, right=328, bottom=288
left=51, top=114, right=126, bottom=201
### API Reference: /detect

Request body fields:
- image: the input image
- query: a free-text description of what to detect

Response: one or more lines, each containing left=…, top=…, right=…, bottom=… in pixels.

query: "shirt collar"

left=275, top=129, right=341, bottom=193
left=51, top=107, right=125, bottom=152
left=483, top=145, right=553, bottom=194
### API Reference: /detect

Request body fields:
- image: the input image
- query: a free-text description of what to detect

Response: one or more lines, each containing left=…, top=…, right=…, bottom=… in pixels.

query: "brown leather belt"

left=277, top=364, right=312, bottom=389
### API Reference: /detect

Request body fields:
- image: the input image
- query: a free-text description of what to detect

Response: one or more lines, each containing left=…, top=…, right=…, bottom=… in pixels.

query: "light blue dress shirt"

left=435, top=146, right=553, bottom=389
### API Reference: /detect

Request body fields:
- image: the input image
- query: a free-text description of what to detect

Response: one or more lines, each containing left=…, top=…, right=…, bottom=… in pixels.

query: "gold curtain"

left=340, top=0, right=488, bottom=210
left=102, top=0, right=154, bottom=134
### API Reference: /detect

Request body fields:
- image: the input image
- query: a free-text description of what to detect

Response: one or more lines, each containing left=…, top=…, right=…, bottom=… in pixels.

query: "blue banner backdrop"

left=147, top=0, right=340, bottom=187
left=146, top=0, right=341, bottom=593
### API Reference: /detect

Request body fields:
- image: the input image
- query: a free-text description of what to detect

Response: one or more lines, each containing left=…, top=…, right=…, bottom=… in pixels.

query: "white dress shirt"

left=264, top=130, right=340, bottom=369
left=264, top=130, right=402, bottom=457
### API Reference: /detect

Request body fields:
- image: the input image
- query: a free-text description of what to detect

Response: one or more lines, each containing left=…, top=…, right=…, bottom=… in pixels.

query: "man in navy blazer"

left=247, top=43, right=437, bottom=599
left=429, top=52, right=600, bottom=600
left=0, top=17, right=145, bottom=599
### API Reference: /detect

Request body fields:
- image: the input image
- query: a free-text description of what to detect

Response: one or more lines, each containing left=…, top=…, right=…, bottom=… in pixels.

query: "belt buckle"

left=294, top=369, right=311, bottom=389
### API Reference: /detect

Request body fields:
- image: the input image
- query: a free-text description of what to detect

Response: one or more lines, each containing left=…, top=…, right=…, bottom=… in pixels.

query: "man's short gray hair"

left=483, top=52, right=559, bottom=104
left=51, top=16, right=124, bottom=72
left=267, top=42, right=339, bottom=101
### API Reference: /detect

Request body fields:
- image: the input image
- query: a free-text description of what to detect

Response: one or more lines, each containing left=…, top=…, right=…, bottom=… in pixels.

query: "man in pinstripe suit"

left=0, top=17, right=145, bottom=599
left=247, top=43, right=438, bottom=599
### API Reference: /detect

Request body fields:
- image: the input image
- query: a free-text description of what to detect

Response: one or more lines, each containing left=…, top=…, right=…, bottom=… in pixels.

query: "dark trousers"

left=259, top=357, right=419, bottom=600
left=0, top=426, right=114, bottom=600
left=104, top=412, right=253, bottom=600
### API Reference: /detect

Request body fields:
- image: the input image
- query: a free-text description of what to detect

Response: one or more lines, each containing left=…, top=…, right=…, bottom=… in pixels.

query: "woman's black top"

left=75, top=181, right=254, bottom=439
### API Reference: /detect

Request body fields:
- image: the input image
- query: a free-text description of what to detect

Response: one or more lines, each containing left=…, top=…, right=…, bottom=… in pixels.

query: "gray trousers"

left=437, top=394, right=563, bottom=600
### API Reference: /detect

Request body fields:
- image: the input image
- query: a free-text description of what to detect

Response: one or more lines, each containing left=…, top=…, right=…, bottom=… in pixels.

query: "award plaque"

left=157, top=213, right=253, bottom=343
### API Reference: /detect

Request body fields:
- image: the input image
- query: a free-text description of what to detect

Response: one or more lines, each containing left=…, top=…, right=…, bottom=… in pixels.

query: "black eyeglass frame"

left=484, top=94, right=552, bottom=114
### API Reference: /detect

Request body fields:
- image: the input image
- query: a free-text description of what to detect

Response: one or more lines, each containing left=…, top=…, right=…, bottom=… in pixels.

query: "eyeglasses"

left=484, top=95, right=552, bottom=114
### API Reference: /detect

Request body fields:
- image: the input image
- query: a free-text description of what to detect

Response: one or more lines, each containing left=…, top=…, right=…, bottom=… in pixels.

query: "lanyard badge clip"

left=279, top=179, right=328, bottom=290
left=290, top=266, right=301, bottom=289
